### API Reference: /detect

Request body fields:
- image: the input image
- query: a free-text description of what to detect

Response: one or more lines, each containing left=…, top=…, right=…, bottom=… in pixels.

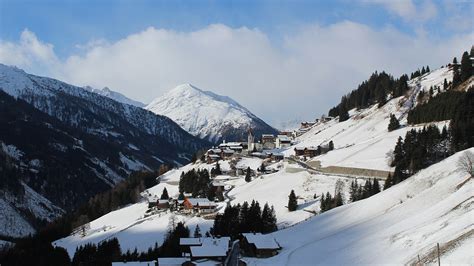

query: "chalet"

left=270, top=153, right=284, bottom=161
left=207, top=154, right=221, bottom=164
left=183, top=198, right=217, bottom=214
left=294, top=147, right=305, bottom=156
left=300, top=121, right=315, bottom=129
left=211, top=181, right=225, bottom=194
left=221, top=149, right=235, bottom=159
left=275, top=135, right=291, bottom=149
left=206, top=148, right=222, bottom=163
left=304, top=147, right=318, bottom=158
left=180, top=237, right=231, bottom=262
left=218, top=142, right=244, bottom=153
left=157, top=199, right=170, bottom=209
left=241, top=233, right=281, bottom=258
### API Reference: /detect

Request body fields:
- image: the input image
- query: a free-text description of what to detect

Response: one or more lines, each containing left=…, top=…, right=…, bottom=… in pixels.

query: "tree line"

left=179, top=168, right=212, bottom=199
left=211, top=200, right=277, bottom=239
left=386, top=125, right=451, bottom=188
left=349, top=179, right=381, bottom=202
left=328, top=71, right=410, bottom=120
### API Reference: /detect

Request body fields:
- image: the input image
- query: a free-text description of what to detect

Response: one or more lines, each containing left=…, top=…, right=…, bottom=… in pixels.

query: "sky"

left=0, top=0, right=473, bottom=127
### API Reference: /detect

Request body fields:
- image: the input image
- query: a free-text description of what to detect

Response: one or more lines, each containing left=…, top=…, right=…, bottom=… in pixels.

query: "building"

left=275, top=135, right=291, bottom=149
left=218, top=142, right=244, bottom=153
left=304, top=147, right=318, bottom=158
left=300, top=122, right=315, bottom=129
left=261, top=134, right=276, bottom=150
left=294, top=147, right=305, bottom=156
left=206, top=148, right=222, bottom=163
left=221, top=149, right=235, bottom=159
left=157, top=199, right=170, bottom=209
left=241, top=233, right=281, bottom=258
left=183, top=198, right=217, bottom=214
left=180, top=237, right=231, bottom=262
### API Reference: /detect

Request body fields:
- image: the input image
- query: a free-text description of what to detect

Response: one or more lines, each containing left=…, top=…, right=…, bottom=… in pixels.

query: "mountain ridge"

left=146, top=83, right=278, bottom=143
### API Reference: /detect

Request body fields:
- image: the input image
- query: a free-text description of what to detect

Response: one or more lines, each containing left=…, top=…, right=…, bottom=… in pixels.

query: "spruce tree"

left=160, top=187, right=169, bottom=200
left=261, top=203, right=277, bottom=233
left=452, top=57, right=461, bottom=87
left=288, top=190, right=298, bottom=212
left=193, top=225, right=202, bottom=238
left=460, top=51, right=472, bottom=82
left=328, top=140, right=334, bottom=151
left=388, top=114, right=400, bottom=131
left=245, top=166, right=252, bottom=182
left=339, top=105, right=349, bottom=122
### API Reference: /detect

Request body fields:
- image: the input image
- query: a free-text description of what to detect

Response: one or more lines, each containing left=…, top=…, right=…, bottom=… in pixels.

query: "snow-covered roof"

left=208, top=154, right=221, bottom=158
left=180, top=238, right=202, bottom=246
left=242, top=233, right=280, bottom=249
left=197, top=201, right=217, bottom=207
left=212, top=181, right=225, bottom=187
left=157, top=257, right=188, bottom=266
left=262, top=134, right=275, bottom=138
left=158, top=199, right=169, bottom=204
left=190, top=237, right=230, bottom=258
left=208, top=149, right=222, bottom=153
left=186, top=198, right=215, bottom=206
left=223, top=149, right=235, bottom=154
left=219, top=142, right=242, bottom=147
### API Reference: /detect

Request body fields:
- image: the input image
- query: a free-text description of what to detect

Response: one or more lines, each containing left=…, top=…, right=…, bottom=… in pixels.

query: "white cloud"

left=0, top=29, right=59, bottom=73
left=367, top=0, right=437, bottom=22
left=0, top=23, right=472, bottom=126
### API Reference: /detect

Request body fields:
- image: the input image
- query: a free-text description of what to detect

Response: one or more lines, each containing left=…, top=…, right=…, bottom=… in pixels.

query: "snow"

left=84, top=86, right=146, bottom=107
left=190, top=237, right=230, bottom=257
left=245, top=148, right=474, bottom=265
left=242, top=233, right=280, bottom=249
left=145, top=83, right=269, bottom=142
left=284, top=67, right=453, bottom=172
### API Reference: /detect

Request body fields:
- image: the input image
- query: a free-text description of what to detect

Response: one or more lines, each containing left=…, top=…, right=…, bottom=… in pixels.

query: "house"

left=275, top=135, right=291, bottom=149
left=294, top=147, right=305, bottom=156
left=157, top=199, right=170, bottom=209
left=241, top=233, right=281, bottom=258
left=221, top=149, right=235, bottom=159
left=180, top=237, right=231, bottom=262
left=183, top=198, right=217, bottom=214
left=218, top=142, right=244, bottom=153
left=261, top=134, right=276, bottom=150
left=304, top=147, right=318, bottom=158
left=300, top=121, right=315, bottom=129
left=270, top=153, right=284, bottom=161
left=206, top=148, right=222, bottom=163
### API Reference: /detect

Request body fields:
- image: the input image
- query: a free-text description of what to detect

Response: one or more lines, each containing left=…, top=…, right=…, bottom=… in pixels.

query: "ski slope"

left=246, top=148, right=474, bottom=265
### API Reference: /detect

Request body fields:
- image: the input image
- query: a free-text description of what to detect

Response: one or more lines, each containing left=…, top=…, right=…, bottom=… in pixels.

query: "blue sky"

left=0, top=0, right=472, bottom=125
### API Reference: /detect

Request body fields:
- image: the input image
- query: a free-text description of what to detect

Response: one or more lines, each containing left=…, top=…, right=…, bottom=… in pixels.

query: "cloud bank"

left=0, top=22, right=472, bottom=126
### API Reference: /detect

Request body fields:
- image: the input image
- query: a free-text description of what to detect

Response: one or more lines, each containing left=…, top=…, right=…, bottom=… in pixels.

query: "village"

left=137, top=118, right=338, bottom=265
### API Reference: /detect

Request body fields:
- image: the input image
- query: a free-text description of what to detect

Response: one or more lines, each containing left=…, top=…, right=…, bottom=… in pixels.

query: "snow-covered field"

left=55, top=158, right=356, bottom=257
left=246, top=148, right=474, bottom=265
left=283, top=67, right=452, bottom=171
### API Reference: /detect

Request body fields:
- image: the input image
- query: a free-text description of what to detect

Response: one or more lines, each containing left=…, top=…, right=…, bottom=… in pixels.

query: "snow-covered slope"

left=84, top=86, right=145, bottom=107
left=284, top=67, right=453, bottom=171
left=146, top=84, right=277, bottom=143
left=249, top=148, right=474, bottom=265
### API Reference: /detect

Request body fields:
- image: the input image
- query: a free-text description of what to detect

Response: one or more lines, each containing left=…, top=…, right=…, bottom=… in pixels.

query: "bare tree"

left=457, top=151, right=474, bottom=178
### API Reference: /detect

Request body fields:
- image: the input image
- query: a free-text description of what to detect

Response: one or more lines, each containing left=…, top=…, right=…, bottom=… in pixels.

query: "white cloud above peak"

left=0, top=22, right=472, bottom=124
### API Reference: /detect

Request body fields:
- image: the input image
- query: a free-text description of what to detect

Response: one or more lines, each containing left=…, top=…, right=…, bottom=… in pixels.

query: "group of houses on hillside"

left=206, top=129, right=293, bottom=163
left=147, top=195, right=219, bottom=218
left=293, top=140, right=334, bottom=158
left=172, top=232, right=280, bottom=265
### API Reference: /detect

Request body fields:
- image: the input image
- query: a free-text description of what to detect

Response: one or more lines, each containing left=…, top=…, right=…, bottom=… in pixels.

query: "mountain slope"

left=0, top=64, right=210, bottom=237
left=146, top=83, right=278, bottom=143
left=84, top=86, right=145, bottom=107
left=251, top=148, right=473, bottom=265
left=284, top=67, right=453, bottom=171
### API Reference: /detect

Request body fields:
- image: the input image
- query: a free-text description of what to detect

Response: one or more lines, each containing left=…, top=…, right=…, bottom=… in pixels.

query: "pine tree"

left=388, top=114, right=400, bottom=131
left=288, top=190, right=298, bottom=212
left=372, top=178, right=381, bottom=194
left=426, top=65, right=430, bottom=73
left=261, top=203, right=277, bottom=233
left=328, top=140, right=334, bottom=151
left=349, top=180, right=358, bottom=202
left=443, top=78, right=448, bottom=90
left=245, top=167, right=252, bottom=182
left=320, top=193, right=326, bottom=212
left=339, top=105, right=349, bottom=122
left=461, top=51, right=473, bottom=82
left=160, top=187, right=169, bottom=200
left=193, top=225, right=202, bottom=238
left=214, top=162, right=222, bottom=175
left=452, top=57, right=461, bottom=87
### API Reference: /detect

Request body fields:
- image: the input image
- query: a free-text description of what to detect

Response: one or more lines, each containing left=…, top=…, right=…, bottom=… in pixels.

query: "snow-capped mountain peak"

left=84, top=86, right=145, bottom=107
left=146, top=83, right=277, bottom=143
